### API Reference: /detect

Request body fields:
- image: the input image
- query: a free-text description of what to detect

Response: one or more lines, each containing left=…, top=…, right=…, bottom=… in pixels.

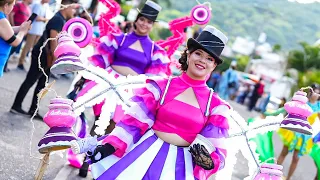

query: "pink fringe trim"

left=210, top=115, right=229, bottom=129
left=102, top=135, right=127, bottom=158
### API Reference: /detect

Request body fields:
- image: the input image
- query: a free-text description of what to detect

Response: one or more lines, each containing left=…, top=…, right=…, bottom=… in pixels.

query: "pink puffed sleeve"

left=145, top=44, right=171, bottom=77
left=88, top=33, right=125, bottom=69
left=101, top=79, right=163, bottom=157
left=193, top=95, right=230, bottom=180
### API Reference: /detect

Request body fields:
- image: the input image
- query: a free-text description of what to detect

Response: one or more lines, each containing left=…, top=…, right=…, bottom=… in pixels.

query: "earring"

left=186, top=58, right=189, bottom=65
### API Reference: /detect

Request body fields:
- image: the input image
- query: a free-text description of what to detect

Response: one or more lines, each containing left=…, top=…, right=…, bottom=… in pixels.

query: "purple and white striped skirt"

left=91, top=130, right=197, bottom=180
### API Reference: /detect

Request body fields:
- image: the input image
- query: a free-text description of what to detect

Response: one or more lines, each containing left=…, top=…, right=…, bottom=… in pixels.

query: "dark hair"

left=311, top=83, right=320, bottom=90
left=124, top=21, right=133, bottom=33
left=0, top=0, right=14, bottom=6
left=88, top=0, right=98, bottom=13
left=61, top=0, right=77, bottom=5
left=178, top=48, right=196, bottom=71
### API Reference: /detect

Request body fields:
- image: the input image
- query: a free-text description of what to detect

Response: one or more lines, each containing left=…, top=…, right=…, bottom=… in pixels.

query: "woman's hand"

left=19, top=21, right=32, bottom=35
left=87, top=143, right=115, bottom=163
left=189, top=144, right=214, bottom=170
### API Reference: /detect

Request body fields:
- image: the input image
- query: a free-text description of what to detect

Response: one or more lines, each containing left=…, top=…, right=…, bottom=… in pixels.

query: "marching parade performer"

left=71, top=25, right=231, bottom=180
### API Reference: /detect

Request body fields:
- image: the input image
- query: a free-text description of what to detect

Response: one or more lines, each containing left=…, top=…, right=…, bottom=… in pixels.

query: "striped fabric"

left=102, top=80, right=161, bottom=157
left=92, top=130, right=197, bottom=180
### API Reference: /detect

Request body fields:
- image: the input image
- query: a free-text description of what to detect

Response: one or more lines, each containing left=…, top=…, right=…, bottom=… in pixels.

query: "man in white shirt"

left=17, top=0, right=49, bottom=70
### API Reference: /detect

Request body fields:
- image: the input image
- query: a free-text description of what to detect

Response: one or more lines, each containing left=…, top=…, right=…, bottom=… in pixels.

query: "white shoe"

left=12, top=53, right=19, bottom=59
left=70, top=136, right=98, bottom=154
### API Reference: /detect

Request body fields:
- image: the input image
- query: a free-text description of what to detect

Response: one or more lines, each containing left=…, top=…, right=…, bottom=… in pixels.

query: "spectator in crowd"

left=0, top=0, right=31, bottom=77
left=257, top=91, right=271, bottom=113
left=17, top=0, right=49, bottom=71
left=218, top=60, right=239, bottom=100
left=3, top=0, right=32, bottom=72
left=10, top=0, right=78, bottom=118
left=236, top=84, right=251, bottom=104
left=248, top=77, right=264, bottom=111
left=206, top=70, right=221, bottom=91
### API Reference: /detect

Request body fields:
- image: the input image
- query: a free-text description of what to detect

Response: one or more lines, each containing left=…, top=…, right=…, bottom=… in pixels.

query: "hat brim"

left=136, top=9, right=158, bottom=22
left=187, top=38, right=223, bottom=65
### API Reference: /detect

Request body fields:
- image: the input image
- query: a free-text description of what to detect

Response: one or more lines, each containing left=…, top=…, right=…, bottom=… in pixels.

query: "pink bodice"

left=150, top=73, right=218, bottom=143
left=152, top=99, right=206, bottom=143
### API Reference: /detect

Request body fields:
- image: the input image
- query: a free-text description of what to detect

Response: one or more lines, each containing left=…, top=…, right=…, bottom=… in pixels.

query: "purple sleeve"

left=88, top=33, right=125, bottom=69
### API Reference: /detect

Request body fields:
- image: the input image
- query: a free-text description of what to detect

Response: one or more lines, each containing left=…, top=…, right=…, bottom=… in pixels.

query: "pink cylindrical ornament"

left=38, top=98, right=77, bottom=154
left=254, top=163, right=283, bottom=180
left=280, top=91, right=313, bottom=135
left=50, top=31, right=85, bottom=75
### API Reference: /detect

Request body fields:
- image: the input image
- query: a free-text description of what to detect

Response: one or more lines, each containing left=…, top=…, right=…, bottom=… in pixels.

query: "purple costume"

left=90, top=31, right=171, bottom=77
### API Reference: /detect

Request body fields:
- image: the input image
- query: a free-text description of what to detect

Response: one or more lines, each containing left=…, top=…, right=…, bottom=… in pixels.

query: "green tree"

left=287, top=42, right=320, bottom=88
left=272, top=44, right=281, bottom=53
left=287, top=42, right=320, bottom=72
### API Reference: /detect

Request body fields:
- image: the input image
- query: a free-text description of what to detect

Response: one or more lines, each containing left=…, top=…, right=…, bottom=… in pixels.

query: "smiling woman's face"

left=134, top=16, right=154, bottom=36
left=186, top=49, right=217, bottom=80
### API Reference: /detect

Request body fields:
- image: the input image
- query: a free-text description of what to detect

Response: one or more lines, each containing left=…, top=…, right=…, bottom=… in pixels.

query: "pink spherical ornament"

left=280, top=91, right=313, bottom=135
left=191, top=4, right=211, bottom=25
left=254, top=163, right=283, bottom=180
left=63, top=17, right=93, bottom=48
left=38, top=98, right=77, bottom=154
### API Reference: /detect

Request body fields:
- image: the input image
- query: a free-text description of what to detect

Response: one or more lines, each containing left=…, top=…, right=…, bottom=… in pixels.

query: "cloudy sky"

left=288, top=0, right=320, bottom=3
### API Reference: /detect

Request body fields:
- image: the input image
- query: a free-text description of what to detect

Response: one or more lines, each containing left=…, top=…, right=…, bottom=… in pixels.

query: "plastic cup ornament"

left=38, top=98, right=77, bottom=154
left=50, top=31, right=85, bottom=74
left=280, top=91, right=313, bottom=135
left=254, top=163, right=283, bottom=180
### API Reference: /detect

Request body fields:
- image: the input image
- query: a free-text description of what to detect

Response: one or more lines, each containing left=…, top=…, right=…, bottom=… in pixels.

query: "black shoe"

left=28, top=111, right=43, bottom=120
left=79, top=162, right=89, bottom=177
left=17, top=64, right=25, bottom=71
left=10, top=106, right=28, bottom=115
left=4, top=68, right=10, bottom=72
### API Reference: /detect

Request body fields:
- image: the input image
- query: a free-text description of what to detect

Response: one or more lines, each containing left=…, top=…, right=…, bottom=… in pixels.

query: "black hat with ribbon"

left=137, top=0, right=162, bottom=22
left=187, top=25, right=228, bottom=65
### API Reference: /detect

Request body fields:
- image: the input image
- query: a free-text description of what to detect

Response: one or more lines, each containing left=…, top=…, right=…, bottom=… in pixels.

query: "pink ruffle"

left=193, top=152, right=221, bottom=180
left=88, top=55, right=107, bottom=69
left=209, top=115, right=229, bottom=129
left=102, top=135, right=127, bottom=158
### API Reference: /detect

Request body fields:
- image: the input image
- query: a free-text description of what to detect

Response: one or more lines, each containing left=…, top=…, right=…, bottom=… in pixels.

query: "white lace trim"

left=190, top=134, right=216, bottom=154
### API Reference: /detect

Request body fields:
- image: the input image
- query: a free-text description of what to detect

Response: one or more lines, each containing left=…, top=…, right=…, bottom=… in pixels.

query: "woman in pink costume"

left=72, top=25, right=231, bottom=180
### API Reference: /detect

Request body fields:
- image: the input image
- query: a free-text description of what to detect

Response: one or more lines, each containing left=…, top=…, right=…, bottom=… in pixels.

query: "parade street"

left=0, top=67, right=316, bottom=180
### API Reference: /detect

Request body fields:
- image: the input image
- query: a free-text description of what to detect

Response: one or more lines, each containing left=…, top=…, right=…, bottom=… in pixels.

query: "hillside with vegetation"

left=154, top=0, right=320, bottom=50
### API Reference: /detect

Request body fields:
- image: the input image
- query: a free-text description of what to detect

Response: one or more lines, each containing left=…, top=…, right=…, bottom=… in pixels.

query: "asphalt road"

left=0, top=61, right=316, bottom=180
